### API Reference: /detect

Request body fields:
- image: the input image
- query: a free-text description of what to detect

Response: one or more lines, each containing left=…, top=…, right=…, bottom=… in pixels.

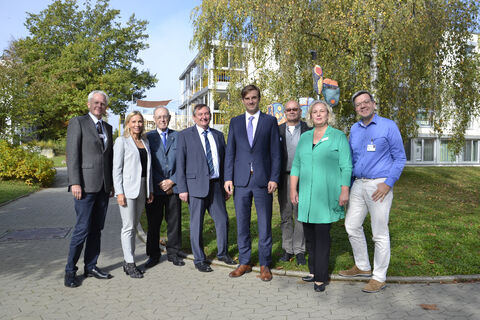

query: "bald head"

left=284, top=100, right=301, bottom=125
left=154, top=106, right=171, bottom=131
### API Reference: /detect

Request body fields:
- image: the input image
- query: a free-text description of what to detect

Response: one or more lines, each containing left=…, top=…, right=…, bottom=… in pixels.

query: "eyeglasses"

left=155, top=116, right=170, bottom=120
left=354, top=99, right=373, bottom=108
left=285, top=108, right=300, bottom=112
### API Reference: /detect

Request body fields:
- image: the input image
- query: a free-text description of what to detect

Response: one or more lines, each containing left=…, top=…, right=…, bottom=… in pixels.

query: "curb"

left=135, top=225, right=480, bottom=284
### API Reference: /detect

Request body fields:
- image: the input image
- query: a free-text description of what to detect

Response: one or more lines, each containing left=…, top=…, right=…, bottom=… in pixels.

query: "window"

left=462, top=140, right=479, bottom=162
left=416, top=110, right=431, bottom=127
left=440, top=140, right=456, bottom=162
left=412, top=138, right=434, bottom=162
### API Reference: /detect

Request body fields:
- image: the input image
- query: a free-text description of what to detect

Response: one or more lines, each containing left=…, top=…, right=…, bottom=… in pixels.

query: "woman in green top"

left=290, top=100, right=352, bottom=292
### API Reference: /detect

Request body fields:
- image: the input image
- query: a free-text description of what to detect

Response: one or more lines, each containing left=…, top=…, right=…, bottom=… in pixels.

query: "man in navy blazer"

left=176, top=104, right=235, bottom=272
left=145, top=106, right=184, bottom=268
left=225, top=84, right=281, bottom=281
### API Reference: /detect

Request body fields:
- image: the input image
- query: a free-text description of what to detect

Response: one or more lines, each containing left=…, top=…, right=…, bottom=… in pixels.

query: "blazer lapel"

left=251, top=112, right=265, bottom=148
left=165, top=129, right=174, bottom=153
left=86, top=115, right=104, bottom=152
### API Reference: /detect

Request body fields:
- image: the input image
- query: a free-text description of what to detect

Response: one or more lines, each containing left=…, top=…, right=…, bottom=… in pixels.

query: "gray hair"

left=306, top=100, right=335, bottom=127
left=154, top=106, right=170, bottom=118
left=88, top=90, right=109, bottom=105
left=351, top=90, right=374, bottom=106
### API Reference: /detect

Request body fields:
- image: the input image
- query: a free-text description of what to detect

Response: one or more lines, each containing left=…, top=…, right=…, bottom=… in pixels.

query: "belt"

left=355, top=177, right=384, bottom=180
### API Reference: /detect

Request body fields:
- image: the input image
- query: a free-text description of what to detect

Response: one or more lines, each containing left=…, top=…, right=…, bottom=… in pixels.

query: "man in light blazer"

left=145, top=106, right=185, bottom=268
left=176, top=104, right=235, bottom=272
left=65, top=90, right=114, bottom=288
left=225, top=84, right=281, bottom=281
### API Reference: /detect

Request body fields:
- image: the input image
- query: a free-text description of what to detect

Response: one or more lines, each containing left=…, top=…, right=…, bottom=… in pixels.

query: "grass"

left=0, top=180, right=40, bottom=204
left=126, top=166, right=476, bottom=276
left=52, top=155, right=66, bottom=167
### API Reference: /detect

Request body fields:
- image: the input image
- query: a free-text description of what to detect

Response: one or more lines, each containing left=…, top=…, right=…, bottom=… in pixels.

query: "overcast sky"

left=0, top=0, right=200, bottom=105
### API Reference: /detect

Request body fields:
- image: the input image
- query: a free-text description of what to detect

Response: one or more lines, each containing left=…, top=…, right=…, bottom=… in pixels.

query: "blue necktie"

left=203, top=130, right=214, bottom=176
left=161, top=132, right=167, bottom=150
left=247, top=116, right=254, bottom=147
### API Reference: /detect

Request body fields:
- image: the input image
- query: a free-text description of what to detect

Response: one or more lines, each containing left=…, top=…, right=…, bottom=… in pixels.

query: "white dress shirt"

left=245, top=110, right=260, bottom=140
left=89, top=112, right=107, bottom=147
left=195, top=125, right=220, bottom=179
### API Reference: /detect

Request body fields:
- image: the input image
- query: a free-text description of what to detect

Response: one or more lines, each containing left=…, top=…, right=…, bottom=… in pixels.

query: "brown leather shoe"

left=259, top=266, right=272, bottom=282
left=229, top=264, right=252, bottom=278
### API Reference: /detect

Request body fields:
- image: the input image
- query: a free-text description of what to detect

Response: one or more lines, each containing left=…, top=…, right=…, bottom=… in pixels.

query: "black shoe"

left=123, top=261, right=144, bottom=279
left=302, top=274, right=315, bottom=282
left=279, top=251, right=294, bottom=262
left=314, top=282, right=326, bottom=292
left=84, top=267, right=113, bottom=279
left=168, top=255, right=185, bottom=266
left=176, top=250, right=188, bottom=258
left=64, top=272, right=79, bottom=288
left=195, top=262, right=213, bottom=272
left=296, top=253, right=306, bottom=265
left=145, top=256, right=160, bottom=269
left=218, top=255, right=236, bottom=265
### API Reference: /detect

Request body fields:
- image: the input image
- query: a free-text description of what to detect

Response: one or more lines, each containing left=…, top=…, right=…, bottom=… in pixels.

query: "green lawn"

left=0, top=180, right=40, bottom=204
left=141, top=166, right=480, bottom=276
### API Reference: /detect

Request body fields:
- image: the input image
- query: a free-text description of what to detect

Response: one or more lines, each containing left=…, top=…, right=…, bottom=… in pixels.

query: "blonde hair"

left=306, top=100, right=335, bottom=127
left=123, top=111, right=145, bottom=138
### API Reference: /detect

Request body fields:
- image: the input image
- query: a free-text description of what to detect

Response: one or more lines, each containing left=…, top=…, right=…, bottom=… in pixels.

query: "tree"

left=192, top=0, right=480, bottom=152
left=0, top=0, right=156, bottom=141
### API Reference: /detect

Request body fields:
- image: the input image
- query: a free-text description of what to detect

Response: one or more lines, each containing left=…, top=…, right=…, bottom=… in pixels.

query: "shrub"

left=27, top=138, right=66, bottom=155
left=0, top=140, right=56, bottom=186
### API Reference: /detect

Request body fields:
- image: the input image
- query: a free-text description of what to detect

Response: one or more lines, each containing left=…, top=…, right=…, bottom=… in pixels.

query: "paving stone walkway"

left=0, top=168, right=478, bottom=320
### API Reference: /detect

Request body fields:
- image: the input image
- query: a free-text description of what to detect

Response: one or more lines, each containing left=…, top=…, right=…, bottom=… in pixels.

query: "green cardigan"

left=291, top=126, right=352, bottom=224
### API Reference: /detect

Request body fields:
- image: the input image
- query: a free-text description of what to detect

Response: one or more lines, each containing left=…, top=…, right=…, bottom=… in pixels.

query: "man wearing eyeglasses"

left=278, top=100, right=310, bottom=266
left=339, top=90, right=406, bottom=293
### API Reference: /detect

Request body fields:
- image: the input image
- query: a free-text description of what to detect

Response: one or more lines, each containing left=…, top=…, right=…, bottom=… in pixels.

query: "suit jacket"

left=176, top=125, right=226, bottom=198
left=279, top=121, right=311, bottom=174
left=112, top=136, right=153, bottom=199
left=66, top=114, right=113, bottom=193
left=147, top=129, right=178, bottom=195
left=225, top=112, right=281, bottom=187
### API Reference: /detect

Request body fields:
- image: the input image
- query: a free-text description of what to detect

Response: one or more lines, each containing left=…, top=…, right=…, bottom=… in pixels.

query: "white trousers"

left=119, top=178, right=146, bottom=263
left=345, top=178, right=393, bottom=282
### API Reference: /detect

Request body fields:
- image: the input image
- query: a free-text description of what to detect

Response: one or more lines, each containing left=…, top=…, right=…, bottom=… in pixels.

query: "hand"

left=338, top=186, right=349, bottom=206
left=117, top=194, right=127, bottom=207
left=179, top=192, right=189, bottom=202
left=224, top=181, right=234, bottom=195
left=224, top=191, right=231, bottom=201
left=267, top=181, right=277, bottom=194
left=147, top=192, right=154, bottom=204
left=165, top=188, right=173, bottom=195
left=290, top=190, right=299, bottom=205
left=371, top=182, right=391, bottom=202
left=71, top=184, right=82, bottom=200
left=160, top=179, right=174, bottom=192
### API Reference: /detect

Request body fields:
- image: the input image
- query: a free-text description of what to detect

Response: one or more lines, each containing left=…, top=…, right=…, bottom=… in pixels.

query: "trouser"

left=345, top=178, right=393, bottom=282
left=303, top=222, right=331, bottom=283
left=188, top=179, right=229, bottom=265
left=65, top=187, right=109, bottom=273
left=278, top=173, right=305, bottom=255
left=145, top=193, right=182, bottom=258
left=118, top=178, right=146, bottom=263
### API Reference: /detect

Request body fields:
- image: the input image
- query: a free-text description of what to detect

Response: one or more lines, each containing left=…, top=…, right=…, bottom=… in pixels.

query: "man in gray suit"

left=145, top=106, right=184, bottom=268
left=65, top=90, right=114, bottom=288
left=176, top=104, right=235, bottom=272
left=278, top=100, right=310, bottom=266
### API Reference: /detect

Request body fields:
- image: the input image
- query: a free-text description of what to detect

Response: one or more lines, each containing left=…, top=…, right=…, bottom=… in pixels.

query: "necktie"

left=161, top=132, right=167, bottom=150
left=247, top=116, right=254, bottom=147
left=203, top=130, right=214, bottom=176
left=96, top=121, right=105, bottom=149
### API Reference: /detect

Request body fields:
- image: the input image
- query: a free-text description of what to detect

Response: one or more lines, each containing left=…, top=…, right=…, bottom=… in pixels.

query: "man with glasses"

left=278, top=100, right=310, bottom=265
left=339, top=90, right=406, bottom=293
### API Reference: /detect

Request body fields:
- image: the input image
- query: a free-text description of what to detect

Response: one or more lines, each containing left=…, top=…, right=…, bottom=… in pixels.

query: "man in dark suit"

left=278, top=100, right=310, bottom=266
left=145, top=106, right=184, bottom=268
left=176, top=104, right=235, bottom=272
left=224, top=84, right=281, bottom=281
left=65, top=90, right=114, bottom=288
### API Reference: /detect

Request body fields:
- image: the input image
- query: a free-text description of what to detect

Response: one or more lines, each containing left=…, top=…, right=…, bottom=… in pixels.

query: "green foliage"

left=0, top=0, right=157, bottom=141
left=192, top=0, right=480, bottom=151
left=27, top=138, right=66, bottom=155
left=0, top=140, right=56, bottom=186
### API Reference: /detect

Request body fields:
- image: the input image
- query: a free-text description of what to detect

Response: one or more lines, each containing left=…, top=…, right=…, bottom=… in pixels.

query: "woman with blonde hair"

left=113, top=111, right=154, bottom=278
left=290, top=100, right=352, bottom=292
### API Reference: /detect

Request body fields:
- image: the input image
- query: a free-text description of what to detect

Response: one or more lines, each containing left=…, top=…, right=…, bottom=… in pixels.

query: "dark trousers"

left=234, top=178, right=273, bottom=267
left=303, top=222, right=332, bottom=283
left=65, top=189, right=109, bottom=273
left=145, top=193, right=182, bottom=258
left=188, top=179, right=229, bottom=265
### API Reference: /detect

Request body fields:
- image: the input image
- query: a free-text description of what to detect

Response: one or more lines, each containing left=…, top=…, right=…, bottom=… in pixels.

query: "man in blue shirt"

left=339, top=90, right=406, bottom=293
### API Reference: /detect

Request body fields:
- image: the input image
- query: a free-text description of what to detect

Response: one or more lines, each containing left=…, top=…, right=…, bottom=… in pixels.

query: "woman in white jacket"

left=113, top=111, right=153, bottom=278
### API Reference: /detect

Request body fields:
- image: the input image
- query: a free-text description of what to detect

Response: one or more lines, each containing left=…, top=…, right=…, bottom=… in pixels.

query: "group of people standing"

left=63, top=86, right=406, bottom=295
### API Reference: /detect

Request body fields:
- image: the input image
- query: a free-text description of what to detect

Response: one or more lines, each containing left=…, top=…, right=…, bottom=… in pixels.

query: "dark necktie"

left=247, top=116, right=254, bottom=147
left=161, top=132, right=167, bottom=150
left=96, top=121, right=105, bottom=149
left=202, top=130, right=214, bottom=176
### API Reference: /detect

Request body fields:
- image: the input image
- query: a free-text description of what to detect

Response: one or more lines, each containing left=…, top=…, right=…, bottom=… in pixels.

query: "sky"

left=0, top=0, right=201, bottom=107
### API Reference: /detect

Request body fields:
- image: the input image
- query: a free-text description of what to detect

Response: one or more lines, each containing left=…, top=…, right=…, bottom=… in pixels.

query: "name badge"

left=320, top=137, right=329, bottom=142
left=367, top=144, right=376, bottom=152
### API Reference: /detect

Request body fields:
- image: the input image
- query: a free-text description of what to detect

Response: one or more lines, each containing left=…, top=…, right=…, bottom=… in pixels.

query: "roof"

left=136, top=100, right=172, bottom=108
